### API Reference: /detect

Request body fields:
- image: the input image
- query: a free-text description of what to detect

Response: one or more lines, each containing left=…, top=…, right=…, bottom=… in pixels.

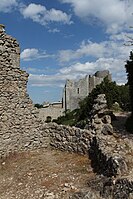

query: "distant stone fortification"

left=39, top=70, right=112, bottom=121
left=39, top=102, right=64, bottom=121
left=63, top=70, right=112, bottom=111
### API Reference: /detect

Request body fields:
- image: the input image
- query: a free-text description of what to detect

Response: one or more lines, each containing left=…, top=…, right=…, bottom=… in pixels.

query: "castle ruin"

left=39, top=70, right=112, bottom=121
left=63, top=70, right=112, bottom=111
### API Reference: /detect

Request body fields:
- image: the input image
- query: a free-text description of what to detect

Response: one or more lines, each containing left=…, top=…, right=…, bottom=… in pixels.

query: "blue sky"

left=1, top=0, right=133, bottom=103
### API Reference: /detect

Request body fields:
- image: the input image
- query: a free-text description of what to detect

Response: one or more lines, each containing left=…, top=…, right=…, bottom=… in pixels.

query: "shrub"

left=45, top=116, right=52, bottom=123
left=34, top=103, right=43, bottom=109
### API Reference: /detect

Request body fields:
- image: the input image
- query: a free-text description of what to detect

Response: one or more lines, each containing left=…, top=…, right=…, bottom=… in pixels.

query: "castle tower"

left=63, top=70, right=112, bottom=111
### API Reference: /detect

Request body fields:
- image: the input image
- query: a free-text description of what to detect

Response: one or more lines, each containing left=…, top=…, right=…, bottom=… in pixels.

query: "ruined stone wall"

left=0, top=26, right=97, bottom=157
left=63, top=70, right=112, bottom=111
left=89, top=76, right=103, bottom=93
left=0, top=26, right=49, bottom=157
left=62, top=76, right=89, bottom=111
left=39, top=107, right=64, bottom=121
left=43, top=123, right=92, bottom=154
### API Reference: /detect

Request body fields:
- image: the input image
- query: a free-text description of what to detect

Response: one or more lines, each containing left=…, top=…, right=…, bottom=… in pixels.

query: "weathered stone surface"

left=101, top=124, right=113, bottom=135
left=89, top=136, right=128, bottom=177
left=69, top=190, right=102, bottom=199
left=100, top=177, right=133, bottom=199
left=0, top=26, right=50, bottom=157
left=63, top=71, right=112, bottom=111
left=43, top=123, right=92, bottom=154
left=87, top=94, right=114, bottom=136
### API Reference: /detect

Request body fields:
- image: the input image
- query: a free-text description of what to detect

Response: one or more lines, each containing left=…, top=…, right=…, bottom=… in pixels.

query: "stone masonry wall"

left=0, top=26, right=49, bottom=157
left=39, top=106, right=64, bottom=121
left=63, top=70, right=111, bottom=111
left=43, top=123, right=92, bottom=154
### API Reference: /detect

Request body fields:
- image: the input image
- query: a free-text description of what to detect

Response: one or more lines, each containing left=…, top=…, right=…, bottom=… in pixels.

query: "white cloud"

left=28, top=56, right=127, bottom=88
left=21, top=3, right=73, bottom=26
left=59, top=58, right=124, bottom=76
left=48, top=28, right=60, bottom=33
left=28, top=32, right=132, bottom=88
left=58, top=40, right=106, bottom=63
left=0, top=0, right=18, bottom=12
left=20, top=48, right=53, bottom=61
left=58, top=57, right=127, bottom=85
left=58, top=37, right=132, bottom=63
left=59, top=0, right=133, bottom=33
left=29, top=73, right=66, bottom=87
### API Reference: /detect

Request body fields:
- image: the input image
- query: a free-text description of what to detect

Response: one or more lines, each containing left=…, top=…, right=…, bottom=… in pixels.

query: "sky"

left=1, top=0, right=133, bottom=104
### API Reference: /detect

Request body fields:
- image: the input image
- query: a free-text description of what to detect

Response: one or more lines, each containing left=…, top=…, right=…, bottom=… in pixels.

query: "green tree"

left=118, top=85, right=130, bottom=111
left=76, top=77, right=121, bottom=122
left=125, top=51, right=133, bottom=114
left=54, top=77, right=130, bottom=128
left=125, top=51, right=133, bottom=133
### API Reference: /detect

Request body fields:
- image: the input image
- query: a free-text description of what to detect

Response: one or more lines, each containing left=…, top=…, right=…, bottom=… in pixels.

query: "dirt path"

left=0, top=148, right=94, bottom=199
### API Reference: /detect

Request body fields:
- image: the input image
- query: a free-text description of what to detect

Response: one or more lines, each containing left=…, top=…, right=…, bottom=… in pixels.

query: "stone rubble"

left=43, top=123, right=91, bottom=154
left=88, top=94, right=113, bottom=135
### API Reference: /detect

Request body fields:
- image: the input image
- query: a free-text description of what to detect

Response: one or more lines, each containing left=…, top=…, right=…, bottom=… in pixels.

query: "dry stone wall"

left=0, top=26, right=49, bottom=157
left=89, top=136, right=128, bottom=177
left=43, top=123, right=92, bottom=154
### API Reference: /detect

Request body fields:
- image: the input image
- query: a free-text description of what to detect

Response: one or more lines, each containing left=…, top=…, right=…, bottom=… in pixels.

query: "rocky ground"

left=0, top=147, right=96, bottom=199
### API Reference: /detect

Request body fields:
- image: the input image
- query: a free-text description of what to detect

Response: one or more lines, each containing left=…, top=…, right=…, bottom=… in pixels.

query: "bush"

left=34, top=103, right=43, bottom=109
left=45, top=116, right=52, bottom=123
left=111, top=102, right=122, bottom=112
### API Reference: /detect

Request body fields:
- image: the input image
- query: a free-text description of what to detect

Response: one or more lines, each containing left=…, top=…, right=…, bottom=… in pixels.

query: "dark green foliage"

left=125, top=51, right=133, bottom=114
left=76, top=78, right=130, bottom=122
left=117, top=85, right=130, bottom=111
left=125, top=51, right=133, bottom=133
left=34, top=103, right=43, bottom=109
left=45, top=116, right=52, bottom=123
left=53, top=109, right=77, bottom=126
left=125, top=115, right=133, bottom=133
left=55, top=78, right=130, bottom=127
